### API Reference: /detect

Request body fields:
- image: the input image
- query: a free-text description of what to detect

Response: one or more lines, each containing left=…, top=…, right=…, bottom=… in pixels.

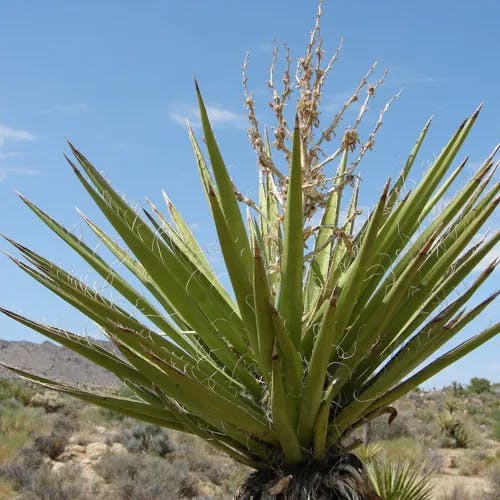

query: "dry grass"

left=0, top=478, right=15, bottom=499
left=0, top=431, right=30, bottom=463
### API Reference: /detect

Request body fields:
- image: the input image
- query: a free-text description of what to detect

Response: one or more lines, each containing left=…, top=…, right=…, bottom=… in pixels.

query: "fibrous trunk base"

left=235, top=453, right=380, bottom=500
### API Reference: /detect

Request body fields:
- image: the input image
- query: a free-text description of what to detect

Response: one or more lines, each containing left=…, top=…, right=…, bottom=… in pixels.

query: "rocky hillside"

left=0, top=339, right=120, bottom=387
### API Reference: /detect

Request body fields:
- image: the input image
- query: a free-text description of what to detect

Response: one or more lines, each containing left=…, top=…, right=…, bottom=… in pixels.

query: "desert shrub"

left=0, top=430, right=31, bottom=463
left=2, top=446, right=91, bottom=499
left=410, top=409, right=441, bottom=440
left=457, top=451, right=492, bottom=476
left=491, top=408, right=500, bottom=441
left=0, top=378, right=34, bottom=404
left=0, top=447, right=43, bottom=489
left=178, top=473, right=204, bottom=498
left=78, top=404, right=124, bottom=425
left=377, top=437, right=441, bottom=478
left=417, top=408, right=437, bottom=424
left=29, top=391, right=66, bottom=413
left=17, top=446, right=44, bottom=470
left=370, top=413, right=411, bottom=441
left=97, top=407, right=123, bottom=422
left=23, top=464, right=89, bottom=500
left=0, top=461, right=33, bottom=490
left=34, top=434, right=67, bottom=459
left=407, top=391, right=426, bottom=409
left=486, top=463, right=500, bottom=500
left=450, top=381, right=467, bottom=398
left=66, top=426, right=114, bottom=447
left=470, top=413, right=491, bottom=428
left=30, top=413, right=76, bottom=460
left=116, top=423, right=173, bottom=457
left=466, top=403, right=479, bottom=416
left=180, top=448, right=228, bottom=485
left=95, top=452, right=186, bottom=499
left=0, top=401, right=41, bottom=434
left=170, top=432, right=249, bottom=495
left=51, top=414, right=78, bottom=436
left=468, top=378, right=493, bottom=395
left=377, top=437, right=428, bottom=467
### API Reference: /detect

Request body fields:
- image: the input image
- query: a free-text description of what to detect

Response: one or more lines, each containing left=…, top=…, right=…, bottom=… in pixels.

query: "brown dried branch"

left=304, top=36, right=344, bottom=173
left=311, top=151, right=341, bottom=175
left=314, top=61, right=378, bottom=151
left=311, top=70, right=389, bottom=174
left=242, top=53, right=284, bottom=180
left=268, top=42, right=292, bottom=159
left=352, top=69, right=388, bottom=132
left=352, top=88, right=404, bottom=169
left=238, top=0, right=396, bottom=230
left=289, top=2, right=349, bottom=219
left=233, top=184, right=262, bottom=214
left=296, top=0, right=325, bottom=169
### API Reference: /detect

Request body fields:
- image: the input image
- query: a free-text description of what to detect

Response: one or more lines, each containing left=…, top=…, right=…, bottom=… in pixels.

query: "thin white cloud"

left=257, top=42, right=274, bottom=53
left=0, top=124, right=38, bottom=182
left=40, top=103, right=87, bottom=114
left=0, top=124, right=37, bottom=147
left=206, top=106, right=244, bottom=124
left=408, top=75, right=439, bottom=84
left=169, top=103, right=246, bottom=129
left=389, top=68, right=441, bottom=87
left=0, top=167, right=39, bottom=175
left=0, top=151, right=21, bottom=160
left=0, top=167, right=40, bottom=183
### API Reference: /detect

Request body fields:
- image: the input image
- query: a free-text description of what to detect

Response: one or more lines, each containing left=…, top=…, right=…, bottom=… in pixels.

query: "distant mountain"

left=0, top=339, right=120, bottom=388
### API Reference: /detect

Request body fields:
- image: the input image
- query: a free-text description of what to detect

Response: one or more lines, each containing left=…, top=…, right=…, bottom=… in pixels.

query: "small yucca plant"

left=366, top=460, right=434, bottom=500
left=437, top=412, right=472, bottom=448
left=1, top=4, right=498, bottom=499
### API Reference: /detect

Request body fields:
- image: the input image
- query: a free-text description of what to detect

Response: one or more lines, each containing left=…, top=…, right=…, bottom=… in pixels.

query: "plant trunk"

left=235, top=453, right=381, bottom=500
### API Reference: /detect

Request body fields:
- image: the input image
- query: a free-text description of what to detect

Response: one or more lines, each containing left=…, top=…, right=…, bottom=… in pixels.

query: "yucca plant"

left=366, top=460, right=434, bottom=500
left=437, top=412, right=472, bottom=449
left=353, top=443, right=383, bottom=464
left=1, top=4, right=498, bottom=499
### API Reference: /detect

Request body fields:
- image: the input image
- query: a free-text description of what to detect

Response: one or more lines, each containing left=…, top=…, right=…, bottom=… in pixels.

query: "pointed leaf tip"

left=381, top=178, right=391, bottom=198
left=485, top=257, right=499, bottom=274
left=16, top=191, right=28, bottom=203
left=67, top=141, right=79, bottom=155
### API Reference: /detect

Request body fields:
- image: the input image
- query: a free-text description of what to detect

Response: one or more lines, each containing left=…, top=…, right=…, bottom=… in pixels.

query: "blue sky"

left=0, top=1, right=498, bottom=388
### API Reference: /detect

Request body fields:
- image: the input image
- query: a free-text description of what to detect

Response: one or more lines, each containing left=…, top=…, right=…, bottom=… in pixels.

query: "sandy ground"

left=433, top=447, right=496, bottom=499
left=434, top=474, right=492, bottom=499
